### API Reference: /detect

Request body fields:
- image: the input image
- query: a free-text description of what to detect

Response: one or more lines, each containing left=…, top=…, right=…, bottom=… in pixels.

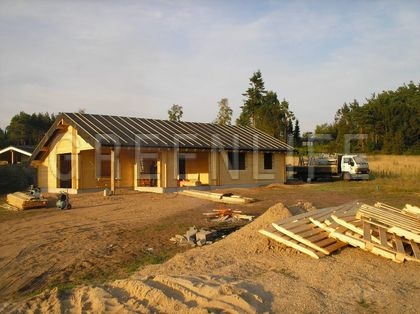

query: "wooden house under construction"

left=30, top=113, right=293, bottom=193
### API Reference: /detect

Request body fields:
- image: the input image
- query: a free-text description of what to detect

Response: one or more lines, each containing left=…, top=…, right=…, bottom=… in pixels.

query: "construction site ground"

left=0, top=179, right=419, bottom=313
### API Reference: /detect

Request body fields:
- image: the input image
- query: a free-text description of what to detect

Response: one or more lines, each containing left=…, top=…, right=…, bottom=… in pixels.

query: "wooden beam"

left=110, top=148, right=115, bottom=194
left=71, top=127, right=78, bottom=190
left=258, top=229, right=323, bottom=259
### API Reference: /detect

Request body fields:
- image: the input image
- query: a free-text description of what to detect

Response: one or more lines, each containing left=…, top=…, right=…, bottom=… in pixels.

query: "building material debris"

left=260, top=202, right=420, bottom=263
left=6, top=191, right=48, bottom=210
left=203, top=208, right=254, bottom=222
left=170, top=226, right=217, bottom=247
left=180, top=190, right=255, bottom=204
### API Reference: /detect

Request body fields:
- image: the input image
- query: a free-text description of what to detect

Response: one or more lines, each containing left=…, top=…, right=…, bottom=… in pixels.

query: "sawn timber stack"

left=6, top=192, right=48, bottom=210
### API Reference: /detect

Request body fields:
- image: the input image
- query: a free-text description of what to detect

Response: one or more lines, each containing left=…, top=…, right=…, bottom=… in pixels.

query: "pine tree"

left=237, top=70, right=266, bottom=127
left=293, top=119, right=301, bottom=146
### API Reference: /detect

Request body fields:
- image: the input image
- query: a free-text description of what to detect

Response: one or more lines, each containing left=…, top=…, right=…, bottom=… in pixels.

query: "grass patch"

left=275, top=267, right=299, bottom=280
left=357, top=296, right=370, bottom=309
left=125, top=251, right=172, bottom=274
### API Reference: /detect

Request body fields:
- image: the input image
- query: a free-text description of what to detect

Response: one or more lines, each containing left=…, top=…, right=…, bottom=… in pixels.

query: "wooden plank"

left=287, top=222, right=318, bottom=234
left=273, top=202, right=359, bottom=227
left=272, top=223, right=331, bottom=255
left=378, top=227, right=389, bottom=247
left=298, top=227, right=324, bottom=238
left=323, top=241, right=348, bottom=253
left=410, top=240, right=420, bottom=259
left=274, top=206, right=337, bottom=227
left=363, top=221, right=372, bottom=242
left=306, top=232, right=329, bottom=243
left=180, top=190, right=254, bottom=204
left=403, top=204, right=420, bottom=217
left=110, top=148, right=115, bottom=193
left=331, top=215, right=361, bottom=235
left=387, top=226, right=420, bottom=243
left=258, top=229, right=323, bottom=259
left=394, top=236, right=406, bottom=255
left=274, top=202, right=360, bottom=233
left=315, top=237, right=337, bottom=248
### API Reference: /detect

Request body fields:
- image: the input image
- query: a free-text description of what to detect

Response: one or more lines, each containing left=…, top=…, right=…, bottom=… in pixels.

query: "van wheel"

left=343, top=173, right=351, bottom=181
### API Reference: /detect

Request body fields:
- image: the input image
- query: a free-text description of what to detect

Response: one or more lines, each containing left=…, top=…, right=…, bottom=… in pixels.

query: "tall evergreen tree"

left=293, top=119, right=301, bottom=146
left=237, top=71, right=295, bottom=140
left=237, top=70, right=266, bottom=127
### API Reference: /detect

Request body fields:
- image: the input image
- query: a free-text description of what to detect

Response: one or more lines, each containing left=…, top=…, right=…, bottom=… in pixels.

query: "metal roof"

left=31, top=112, right=294, bottom=160
left=0, top=145, right=34, bottom=156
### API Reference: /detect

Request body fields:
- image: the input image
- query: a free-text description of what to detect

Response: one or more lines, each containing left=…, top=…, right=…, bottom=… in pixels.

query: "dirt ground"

left=0, top=181, right=419, bottom=313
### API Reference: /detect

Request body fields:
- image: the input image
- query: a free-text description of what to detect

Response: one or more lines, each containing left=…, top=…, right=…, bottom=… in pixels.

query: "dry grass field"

left=367, top=154, right=420, bottom=178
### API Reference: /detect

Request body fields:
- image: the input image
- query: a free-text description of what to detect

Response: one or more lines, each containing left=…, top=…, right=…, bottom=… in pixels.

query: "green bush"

left=0, top=163, right=36, bottom=194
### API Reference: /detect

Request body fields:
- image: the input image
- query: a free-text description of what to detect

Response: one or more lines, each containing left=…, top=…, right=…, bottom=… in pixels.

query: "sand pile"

left=5, top=275, right=268, bottom=313
left=1, top=203, right=292, bottom=314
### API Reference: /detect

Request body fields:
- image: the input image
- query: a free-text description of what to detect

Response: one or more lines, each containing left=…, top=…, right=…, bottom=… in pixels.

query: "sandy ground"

left=0, top=184, right=419, bottom=313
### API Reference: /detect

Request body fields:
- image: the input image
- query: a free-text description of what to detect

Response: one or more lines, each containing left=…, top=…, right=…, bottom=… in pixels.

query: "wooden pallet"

left=259, top=202, right=359, bottom=259
left=312, top=213, right=420, bottom=263
left=259, top=227, right=326, bottom=259
left=356, top=204, right=420, bottom=243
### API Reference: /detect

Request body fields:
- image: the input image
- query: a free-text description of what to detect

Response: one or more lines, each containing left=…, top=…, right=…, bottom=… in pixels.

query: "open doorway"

left=178, top=155, right=186, bottom=180
left=58, top=153, right=72, bottom=188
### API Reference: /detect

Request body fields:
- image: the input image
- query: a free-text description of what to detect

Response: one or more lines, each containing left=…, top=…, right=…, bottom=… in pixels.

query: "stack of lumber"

left=181, top=190, right=255, bottom=204
left=203, top=208, right=254, bottom=222
left=260, top=202, right=420, bottom=263
left=6, top=192, right=48, bottom=210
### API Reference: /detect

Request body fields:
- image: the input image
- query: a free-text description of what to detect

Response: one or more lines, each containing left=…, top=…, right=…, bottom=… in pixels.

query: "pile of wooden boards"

left=259, top=202, right=420, bottom=263
left=203, top=208, right=254, bottom=222
left=6, top=192, right=48, bottom=210
left=180, top=190, right=255, bottom=204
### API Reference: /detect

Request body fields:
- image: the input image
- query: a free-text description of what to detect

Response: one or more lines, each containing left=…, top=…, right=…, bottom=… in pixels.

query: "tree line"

left=314, top=82, right=420, bottom=154
left=0, top=112, right=56, bottom=147
left=3, top=74, right=417, bottom=155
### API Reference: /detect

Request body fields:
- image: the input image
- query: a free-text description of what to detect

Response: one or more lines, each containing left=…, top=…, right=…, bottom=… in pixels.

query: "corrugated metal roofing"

left=32, top=112, right=294, bottom=160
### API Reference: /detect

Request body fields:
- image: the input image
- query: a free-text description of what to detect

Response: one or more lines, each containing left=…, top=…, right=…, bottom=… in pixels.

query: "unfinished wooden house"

left=30, top=113, right=293, bottom=193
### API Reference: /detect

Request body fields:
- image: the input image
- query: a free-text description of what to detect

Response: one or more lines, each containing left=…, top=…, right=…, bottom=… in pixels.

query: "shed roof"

left=32, top=112, right=294, bottom=160
left=0, top=145, right=34, bottom=156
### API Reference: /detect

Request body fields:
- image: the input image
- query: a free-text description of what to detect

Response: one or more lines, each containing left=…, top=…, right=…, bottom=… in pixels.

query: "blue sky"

left=1, top=0, right=419, bottom=133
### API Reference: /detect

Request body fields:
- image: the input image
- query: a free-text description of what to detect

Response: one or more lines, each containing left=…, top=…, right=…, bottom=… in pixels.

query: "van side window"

left=343, top=158, right=351, bottom=163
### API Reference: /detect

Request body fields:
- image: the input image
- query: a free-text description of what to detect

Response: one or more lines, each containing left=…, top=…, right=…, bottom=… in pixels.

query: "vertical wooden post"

left=71, top=127, right=78, bottom=190
left=11, top=150, right=14, bottom=164
left=134, top=162, right=138, bottom=189
left=110, top=148, right=115, bottom=194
